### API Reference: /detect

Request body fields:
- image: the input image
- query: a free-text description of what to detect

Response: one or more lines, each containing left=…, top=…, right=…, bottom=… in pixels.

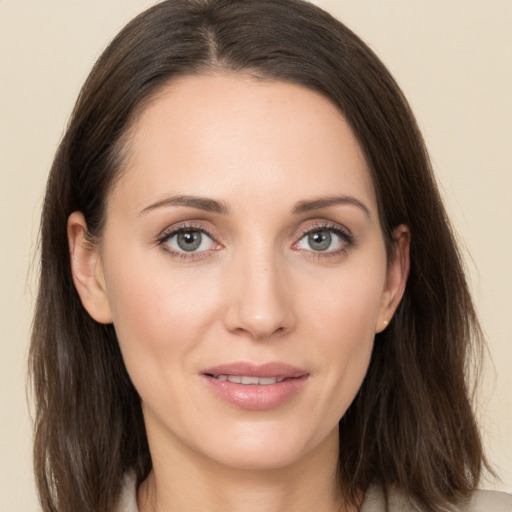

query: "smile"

left=202, top=362, right=309, bottom=410
left=209, top=375, right=286, bottom=385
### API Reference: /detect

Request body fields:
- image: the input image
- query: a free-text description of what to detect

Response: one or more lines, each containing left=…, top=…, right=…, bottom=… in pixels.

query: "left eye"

left=296, top=228, right=348, bottom=252
left=164, top=229, right=216, bottom=253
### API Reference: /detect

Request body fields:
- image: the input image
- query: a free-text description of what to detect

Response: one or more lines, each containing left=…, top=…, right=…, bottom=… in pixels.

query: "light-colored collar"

left=116, top=472, right=512, bottom=512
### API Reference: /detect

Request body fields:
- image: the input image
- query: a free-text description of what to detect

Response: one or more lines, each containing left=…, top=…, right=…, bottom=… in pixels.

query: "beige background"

left=1, top=1, right=510, bottom=510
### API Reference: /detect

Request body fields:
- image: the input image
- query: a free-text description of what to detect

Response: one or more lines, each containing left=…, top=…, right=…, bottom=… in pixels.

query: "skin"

left=68, top=74, right=409, bottom=512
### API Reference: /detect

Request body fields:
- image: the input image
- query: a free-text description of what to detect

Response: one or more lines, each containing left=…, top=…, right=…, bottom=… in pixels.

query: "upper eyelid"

left=297, top=221, right=353, bottom=239
left=157, top=222, right=217, bottom=242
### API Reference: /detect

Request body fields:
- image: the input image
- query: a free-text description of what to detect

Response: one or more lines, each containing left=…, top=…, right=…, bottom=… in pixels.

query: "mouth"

left=202, top=362, right=309, bottom=410
left=206, top=374, right=287, bottom=385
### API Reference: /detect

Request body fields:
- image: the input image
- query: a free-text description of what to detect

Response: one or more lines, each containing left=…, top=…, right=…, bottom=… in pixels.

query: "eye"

left=295, top=226, right=352, bottom=253
left=161, top=228, right=217, bottom=253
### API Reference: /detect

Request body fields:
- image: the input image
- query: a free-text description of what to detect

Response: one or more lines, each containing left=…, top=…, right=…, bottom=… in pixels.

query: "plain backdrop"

left=1, top=1, right=510, bottom=510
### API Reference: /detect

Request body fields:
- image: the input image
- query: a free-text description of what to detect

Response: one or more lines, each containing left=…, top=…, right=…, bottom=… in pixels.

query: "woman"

left=29, top=1, right=512, bottom=511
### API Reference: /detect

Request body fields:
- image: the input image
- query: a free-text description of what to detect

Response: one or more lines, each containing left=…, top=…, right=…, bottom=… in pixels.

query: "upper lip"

left=203, top=362, right=308, bottom=378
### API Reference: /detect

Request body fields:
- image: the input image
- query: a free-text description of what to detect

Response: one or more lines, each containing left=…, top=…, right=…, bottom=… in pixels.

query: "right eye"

left=160, top=228, right=217, bottom=254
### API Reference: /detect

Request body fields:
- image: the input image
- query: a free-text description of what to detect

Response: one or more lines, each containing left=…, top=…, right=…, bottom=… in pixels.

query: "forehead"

left=111, top=73, right=376, bottom=216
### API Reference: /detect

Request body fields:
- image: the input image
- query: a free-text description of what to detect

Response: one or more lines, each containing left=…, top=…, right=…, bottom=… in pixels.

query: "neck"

left=138, top=427, right=357, bottom=512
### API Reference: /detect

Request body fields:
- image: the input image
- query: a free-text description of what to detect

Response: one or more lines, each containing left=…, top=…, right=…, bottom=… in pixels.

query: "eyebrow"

left=292, top=195, right=371, bottom=217
left=139, top=194, right=230, bottom=216
left=139, top=193, right=370, bottom=218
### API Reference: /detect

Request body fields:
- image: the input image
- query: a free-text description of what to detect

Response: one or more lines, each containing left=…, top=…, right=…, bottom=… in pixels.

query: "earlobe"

left=376, top=225, right=410, bottom=333
left=67, top=211, right=113, bottom=324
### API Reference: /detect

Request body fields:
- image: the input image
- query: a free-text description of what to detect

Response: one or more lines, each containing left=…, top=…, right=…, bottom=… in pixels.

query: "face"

left=69, top=74, right=408, bottom=473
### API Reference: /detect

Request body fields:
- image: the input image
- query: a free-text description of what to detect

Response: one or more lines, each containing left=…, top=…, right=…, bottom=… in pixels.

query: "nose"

left=223, top=248, right=296, bottom=341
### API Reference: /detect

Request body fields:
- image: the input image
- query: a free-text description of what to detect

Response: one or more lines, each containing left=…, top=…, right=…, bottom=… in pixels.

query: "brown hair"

left=30, top=1, right=487, bottom=510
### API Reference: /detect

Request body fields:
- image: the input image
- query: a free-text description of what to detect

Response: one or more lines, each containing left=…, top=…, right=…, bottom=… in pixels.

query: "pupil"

left=308, top=230, right=331, bottom=251
left=177, top=231, right=202, bottom=251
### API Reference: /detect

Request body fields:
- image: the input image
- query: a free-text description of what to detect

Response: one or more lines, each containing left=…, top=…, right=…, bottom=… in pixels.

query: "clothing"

left=116, top=473, right=512, bottom=511
left=115, top=473, right=138, bottom=512
left=361, top=484, right=512, bottom=511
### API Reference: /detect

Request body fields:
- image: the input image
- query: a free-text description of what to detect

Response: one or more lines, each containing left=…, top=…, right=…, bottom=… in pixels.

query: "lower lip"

left=203, top=375, right=309, bottom=410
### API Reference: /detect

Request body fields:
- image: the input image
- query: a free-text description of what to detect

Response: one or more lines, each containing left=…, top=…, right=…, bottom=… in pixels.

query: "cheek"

left=300, top=262, right=386, bottom=346
left=103, top=259, right=226, bottom=432
left=296, top=261, right=385, bottom=412
left=103, top=251, right=221, bottom=372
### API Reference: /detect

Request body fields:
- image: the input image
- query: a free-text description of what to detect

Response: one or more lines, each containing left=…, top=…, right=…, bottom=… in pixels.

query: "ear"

left=375, top=224, right=410, bottom=333
left=67, top=211, right=113, bottom=324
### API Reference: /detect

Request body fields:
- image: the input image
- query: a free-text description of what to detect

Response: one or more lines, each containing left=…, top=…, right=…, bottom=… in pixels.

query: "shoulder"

left=114, top=475, right=512, bottom=512
left=361, top=484, right=512, bottom=512
left=468, top=489, right=512, bottom=511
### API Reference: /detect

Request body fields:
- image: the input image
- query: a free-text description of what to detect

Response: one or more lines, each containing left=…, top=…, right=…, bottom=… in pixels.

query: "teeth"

left=213, top=375, right=286, bottom=385
left=240, top=376, right=259, bottom=385
left=258, top=377, right=278, bottom=385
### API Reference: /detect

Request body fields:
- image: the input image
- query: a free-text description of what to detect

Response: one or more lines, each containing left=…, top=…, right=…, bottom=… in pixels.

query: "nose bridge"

left=224, top=240, right=295, bottom=340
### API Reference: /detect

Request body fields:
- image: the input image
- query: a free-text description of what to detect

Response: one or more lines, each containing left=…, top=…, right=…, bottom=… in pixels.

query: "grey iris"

left=308, top=230, right=332, bottom=251
left=177, top=231, right=202, bottom=251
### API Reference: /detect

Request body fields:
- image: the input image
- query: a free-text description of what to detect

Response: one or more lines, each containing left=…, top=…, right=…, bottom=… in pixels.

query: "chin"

left=194, top=419, right=338, bottom=472
left=207, top=445, right=308, bottom=472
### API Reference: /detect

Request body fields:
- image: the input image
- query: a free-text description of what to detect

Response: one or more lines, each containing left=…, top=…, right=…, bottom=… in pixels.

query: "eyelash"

left=156, top=223, right=218, bottom=261
left=156, top=221, right=354, bottom=261
left=295, top=222, right=354, bottom=260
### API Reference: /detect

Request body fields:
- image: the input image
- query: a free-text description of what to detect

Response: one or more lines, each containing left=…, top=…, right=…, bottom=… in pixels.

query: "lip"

left=202, top=362, right=309, bottom=410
